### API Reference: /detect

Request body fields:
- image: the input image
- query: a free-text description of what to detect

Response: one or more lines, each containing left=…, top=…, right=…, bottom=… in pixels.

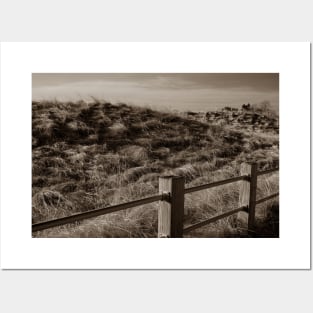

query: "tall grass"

left=32, top=100, right=279, bottom=237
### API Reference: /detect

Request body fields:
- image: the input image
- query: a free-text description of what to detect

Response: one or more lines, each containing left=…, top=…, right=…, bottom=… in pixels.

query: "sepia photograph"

left=1, top=41, right=309, bottom=269
left=32, top=73, right=279, bottom=238
left=0, top=3, right=311, bottom=313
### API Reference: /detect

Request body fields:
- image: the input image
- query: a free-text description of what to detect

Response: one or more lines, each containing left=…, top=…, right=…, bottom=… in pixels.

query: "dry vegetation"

left=32, top=100, right=279, bottom=237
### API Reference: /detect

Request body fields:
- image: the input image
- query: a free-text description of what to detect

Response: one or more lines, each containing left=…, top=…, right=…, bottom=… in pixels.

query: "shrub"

left=107, top=122, right=127, bottom=137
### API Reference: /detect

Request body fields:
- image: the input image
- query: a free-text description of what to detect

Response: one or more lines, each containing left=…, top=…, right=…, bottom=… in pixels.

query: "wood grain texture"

left=247, top=163, right=258, bottom=236
left=158, top=176, right=185, bottom=238
left=184, top=175, right=248, bottom=194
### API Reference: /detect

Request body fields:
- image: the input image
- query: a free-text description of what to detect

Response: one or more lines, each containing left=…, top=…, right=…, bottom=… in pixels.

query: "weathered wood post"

left=158, top=176, right=185, bottom=238
left=238, top=163, right=258, bottom=236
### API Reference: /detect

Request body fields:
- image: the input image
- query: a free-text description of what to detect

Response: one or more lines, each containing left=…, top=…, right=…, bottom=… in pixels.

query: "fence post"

left=238, top=163, right=258, bottom=236
left=158, top=176, right=185, bottom=238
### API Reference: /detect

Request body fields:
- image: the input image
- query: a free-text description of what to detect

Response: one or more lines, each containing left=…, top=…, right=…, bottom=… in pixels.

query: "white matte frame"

left=0, top=42, right=310, bottom=269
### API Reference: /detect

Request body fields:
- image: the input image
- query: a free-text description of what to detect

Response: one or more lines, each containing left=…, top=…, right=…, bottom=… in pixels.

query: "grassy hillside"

left=32, top=100, right=279, bottom=237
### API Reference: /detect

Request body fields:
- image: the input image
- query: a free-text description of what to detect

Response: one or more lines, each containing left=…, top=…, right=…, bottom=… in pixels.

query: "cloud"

left=32, top=73, right=279, bottom=111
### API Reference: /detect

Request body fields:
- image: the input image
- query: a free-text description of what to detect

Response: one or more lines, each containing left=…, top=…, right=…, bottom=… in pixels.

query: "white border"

left=0, top=42, right=310, bottom=269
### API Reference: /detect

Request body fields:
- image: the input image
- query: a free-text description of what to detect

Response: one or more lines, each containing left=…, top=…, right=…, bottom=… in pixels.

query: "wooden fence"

left=32, top=162, right=279, bottom=237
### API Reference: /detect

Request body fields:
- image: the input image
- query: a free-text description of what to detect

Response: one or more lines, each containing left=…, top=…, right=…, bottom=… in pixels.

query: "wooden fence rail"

left=32, top=162, right=279, bottom=237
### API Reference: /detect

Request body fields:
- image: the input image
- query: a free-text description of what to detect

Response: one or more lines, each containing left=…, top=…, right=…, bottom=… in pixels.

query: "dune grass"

left=32, top=100, right=279, bottom=237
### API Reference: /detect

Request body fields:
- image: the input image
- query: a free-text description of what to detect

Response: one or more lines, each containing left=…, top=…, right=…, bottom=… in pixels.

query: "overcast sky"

left=32, top=73, right=279, bottom=111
